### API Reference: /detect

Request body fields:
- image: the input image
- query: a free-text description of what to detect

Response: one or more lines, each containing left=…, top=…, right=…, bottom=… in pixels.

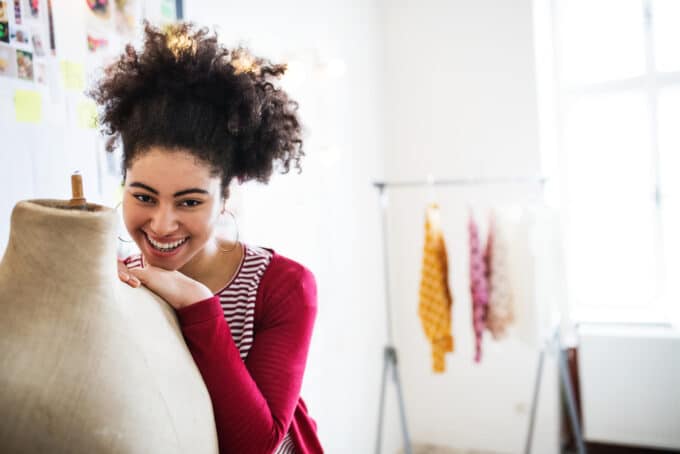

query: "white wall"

left=380, top=1, right=559, bottom=453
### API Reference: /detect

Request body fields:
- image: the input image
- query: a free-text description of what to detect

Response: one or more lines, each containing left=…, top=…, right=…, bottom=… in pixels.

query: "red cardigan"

left=176, top=250, right=323, bottom=454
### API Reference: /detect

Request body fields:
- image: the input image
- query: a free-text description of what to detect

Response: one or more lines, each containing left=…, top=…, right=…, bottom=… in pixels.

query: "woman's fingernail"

left=131, top=278, right=140, bottom=287
left=119, top=271, right=130, bottom=280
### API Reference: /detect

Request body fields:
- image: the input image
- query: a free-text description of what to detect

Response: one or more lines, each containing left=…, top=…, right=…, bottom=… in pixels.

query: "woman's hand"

left=117, top=259, right=214, bottom=310
left=118, top=259, right=141, bottom=287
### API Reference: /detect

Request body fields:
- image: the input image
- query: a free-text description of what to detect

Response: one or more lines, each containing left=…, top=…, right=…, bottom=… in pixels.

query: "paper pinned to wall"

left=160, top=0, right=176, bottom=21
left=77, top=98, right=97, bottom=129
left=59, top=60, right=84, bottom=90
left=14, top=89, right=41, bottom=122
left=144, top=0, right=179, bottom=25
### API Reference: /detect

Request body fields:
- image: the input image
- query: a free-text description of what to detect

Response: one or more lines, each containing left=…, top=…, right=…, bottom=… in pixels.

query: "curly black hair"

left=89, top=21, right=304, bottom=198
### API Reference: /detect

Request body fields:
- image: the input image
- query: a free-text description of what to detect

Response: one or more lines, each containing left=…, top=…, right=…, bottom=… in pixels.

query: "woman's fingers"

left=117, top=260, right=140, bottom=287
left=127, top=268, right=145, bottom=285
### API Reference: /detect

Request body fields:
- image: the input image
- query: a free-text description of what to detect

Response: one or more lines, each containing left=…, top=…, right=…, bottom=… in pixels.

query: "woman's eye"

left=180, top=200, right=202, bottom=208
left=134, top=194, right=154, bottom=204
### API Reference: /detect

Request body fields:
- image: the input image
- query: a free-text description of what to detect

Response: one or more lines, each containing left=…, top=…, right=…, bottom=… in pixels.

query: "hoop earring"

left=114, top=201, right=134, bottom=243
left=220, top=210, right=240, bottom=253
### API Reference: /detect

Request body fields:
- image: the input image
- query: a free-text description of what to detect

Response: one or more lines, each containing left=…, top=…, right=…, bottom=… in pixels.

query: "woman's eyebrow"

left=129, top=182, right=158, bottom=194
left=129, top=182, right=209, bottom=197
left=173, top=188, right=210, bottom=197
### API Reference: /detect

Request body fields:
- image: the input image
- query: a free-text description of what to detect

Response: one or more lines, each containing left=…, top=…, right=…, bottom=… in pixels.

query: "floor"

left=397, top=444, right=506, bottom=454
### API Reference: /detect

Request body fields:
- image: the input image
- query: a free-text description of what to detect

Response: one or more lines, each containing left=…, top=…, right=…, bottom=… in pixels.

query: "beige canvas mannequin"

left=0, top=199, right=218, bottom=453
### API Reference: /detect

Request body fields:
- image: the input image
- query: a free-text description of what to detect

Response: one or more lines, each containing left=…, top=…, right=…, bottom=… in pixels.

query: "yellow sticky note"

left=115, top=181, right=124, bottom=205
left=60, top=60, right=85, bottom=90
left=14, top=90, right=42, bottom=123
left=77, top=99, right=98, bottom=129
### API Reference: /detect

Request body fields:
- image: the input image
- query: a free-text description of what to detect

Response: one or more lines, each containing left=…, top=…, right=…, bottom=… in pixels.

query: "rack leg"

left=558, top=348, right=587, bottom=454
left=375, top=346, right=413, bottom=454
left=389, top=347, right=413, bottom=454
left=375, top=347, right=390, bottom=454
left=524, top=349, right=546, bottom=454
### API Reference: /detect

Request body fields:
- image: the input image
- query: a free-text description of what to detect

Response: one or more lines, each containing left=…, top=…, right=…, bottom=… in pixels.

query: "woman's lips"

left=142, top=232, right=189, bottom=257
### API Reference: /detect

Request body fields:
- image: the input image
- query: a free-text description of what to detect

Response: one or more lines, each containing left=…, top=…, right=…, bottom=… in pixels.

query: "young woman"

left=91, top=22, right=322, bottom=454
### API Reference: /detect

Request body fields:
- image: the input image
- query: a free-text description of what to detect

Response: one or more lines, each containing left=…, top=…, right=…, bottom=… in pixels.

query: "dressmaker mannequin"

left=0, top=199, right=218, bottom=453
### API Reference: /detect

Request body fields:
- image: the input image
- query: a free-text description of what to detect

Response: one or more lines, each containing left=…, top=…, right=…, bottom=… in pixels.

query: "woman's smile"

left=143, top=231, right=191, bottom=256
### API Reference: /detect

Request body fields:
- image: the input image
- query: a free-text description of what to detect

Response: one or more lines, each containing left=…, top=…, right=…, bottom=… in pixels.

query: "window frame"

left=548, top=0, right=678, bottom=324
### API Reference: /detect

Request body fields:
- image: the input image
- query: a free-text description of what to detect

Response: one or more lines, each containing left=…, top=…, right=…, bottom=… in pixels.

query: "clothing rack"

left=371, top=175, right=586, bottom=454
left=373, top=175, right=547, bottom=190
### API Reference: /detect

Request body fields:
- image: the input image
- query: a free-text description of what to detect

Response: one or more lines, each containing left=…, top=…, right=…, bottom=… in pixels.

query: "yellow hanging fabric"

left=418, top=203, right=454, bottom=373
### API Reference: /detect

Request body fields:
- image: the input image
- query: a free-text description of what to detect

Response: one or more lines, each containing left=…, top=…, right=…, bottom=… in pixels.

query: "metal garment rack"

left=371, top=176, right=586, bottom=454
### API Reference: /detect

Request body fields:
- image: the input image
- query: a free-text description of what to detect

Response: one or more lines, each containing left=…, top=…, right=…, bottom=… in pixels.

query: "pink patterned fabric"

left=468, top=214, right=489, bottom=363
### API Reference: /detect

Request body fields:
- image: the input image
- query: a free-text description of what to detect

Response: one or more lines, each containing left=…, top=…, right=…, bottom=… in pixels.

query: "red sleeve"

left=176, top=257, right=317, bottom=454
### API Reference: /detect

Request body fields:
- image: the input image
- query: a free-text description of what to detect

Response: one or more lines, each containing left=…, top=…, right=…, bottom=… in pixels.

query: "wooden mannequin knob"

left=68, top=172, right=87, bottom=208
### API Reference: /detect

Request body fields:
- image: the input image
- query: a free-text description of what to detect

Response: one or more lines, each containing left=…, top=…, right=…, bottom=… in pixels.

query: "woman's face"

left=122, top=147, right=223, bottom=271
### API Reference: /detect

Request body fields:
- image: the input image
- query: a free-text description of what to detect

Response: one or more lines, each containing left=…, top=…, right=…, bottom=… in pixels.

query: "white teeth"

left=147, top=235, right=188, bottom=251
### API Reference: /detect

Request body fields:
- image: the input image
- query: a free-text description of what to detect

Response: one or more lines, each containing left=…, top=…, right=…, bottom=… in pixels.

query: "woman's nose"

left=149, top=205, right=179, bottom=236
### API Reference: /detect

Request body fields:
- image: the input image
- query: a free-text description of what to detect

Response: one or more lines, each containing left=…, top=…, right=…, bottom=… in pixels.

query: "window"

left=547, top=0, right=679, bottom=323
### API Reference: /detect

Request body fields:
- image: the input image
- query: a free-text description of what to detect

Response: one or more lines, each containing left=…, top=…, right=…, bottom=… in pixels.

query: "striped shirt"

left=124, top=243, right=299, bottom=453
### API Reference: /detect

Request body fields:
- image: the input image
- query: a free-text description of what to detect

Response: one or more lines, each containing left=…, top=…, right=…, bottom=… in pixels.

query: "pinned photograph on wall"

left=12, top=0, right=20, bottom=23
left=86, top=32, right=108, bottom=53
left=113, top=0, right=140, bottom=38
left=85, top=0, right=112, bottom=55
left=31, top=26, right=44, bottom=55
left=0, top=1, right=8, bottom=21
left=46, top=0, right=54, bottom=54
left=11, top=26, right=28, bottom=45
left=34, top=59, right=45, bottom=83
left=0, top=21, right=8, bottom=43
left=0, top=43, right=9, bottom=75
left=26, top=0, right=38, bottom=18
left=12, top=0, right=20, bottom=22
left=0, top=43, right=17, bottom=77
left=16, top=48, right=32, bottom=80
left=86, top=0, right=109, bottom=19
